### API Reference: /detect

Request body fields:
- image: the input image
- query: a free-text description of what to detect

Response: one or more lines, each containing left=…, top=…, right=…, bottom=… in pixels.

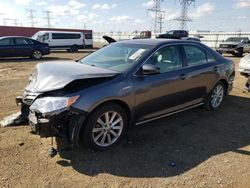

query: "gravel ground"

left=0, top=51, right=249, bottom=188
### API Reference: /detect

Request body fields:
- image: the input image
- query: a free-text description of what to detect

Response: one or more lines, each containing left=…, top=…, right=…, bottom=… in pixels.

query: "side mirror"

left=141, top=64, right=160, bottom=75
left=222, top=39, right=225, bottom=42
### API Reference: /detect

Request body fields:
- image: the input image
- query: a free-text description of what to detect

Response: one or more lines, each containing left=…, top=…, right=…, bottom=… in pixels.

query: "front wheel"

left=82, top=104, right=128, bottom=150
left=204, top=82, right=225, bottom=110
left=235, top=49, right=243, bottom=57
left=32, top=50, right=42, bottom=59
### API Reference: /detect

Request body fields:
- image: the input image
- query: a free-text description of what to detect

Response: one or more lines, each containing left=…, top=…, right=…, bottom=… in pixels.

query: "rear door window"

left=206, top=51, right=216, bottom=63
left=15, top=38, right=32, bottom=45
left=0, top=38, right=13, bottom=45
left=85, top=34, right=93, bottom=39
left=183, top=45, right=207, bottom=66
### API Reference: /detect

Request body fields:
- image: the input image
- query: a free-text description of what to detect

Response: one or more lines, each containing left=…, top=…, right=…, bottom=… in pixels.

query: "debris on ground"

left=18, top=142, right=24, bottom=146
left=0, top=112, right=28, bottom=127
left=0, top=112, right=21, bottom=127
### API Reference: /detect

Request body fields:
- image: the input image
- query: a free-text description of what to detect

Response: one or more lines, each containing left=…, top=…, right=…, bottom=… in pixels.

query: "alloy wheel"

left=92, top=111, right=123, bottom=147
left=33, top=50, right=42, bottom=59
left=211, top=84, right=224, bottom=108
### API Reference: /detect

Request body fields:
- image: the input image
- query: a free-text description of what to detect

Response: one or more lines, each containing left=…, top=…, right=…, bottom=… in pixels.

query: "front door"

left=133, top=45, right=193, bottom=122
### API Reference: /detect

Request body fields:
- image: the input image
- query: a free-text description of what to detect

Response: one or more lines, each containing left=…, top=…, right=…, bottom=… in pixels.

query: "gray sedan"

left=16, top=39, right=235, bottom=150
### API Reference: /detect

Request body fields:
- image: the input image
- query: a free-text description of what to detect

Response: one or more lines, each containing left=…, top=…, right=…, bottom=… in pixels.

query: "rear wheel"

left=70, top=45, right=78, bottom=52
left=82, top=104, right=127, bottom=150
left=32, top=50, right=42, bottom=59
left=204, top=81, right=225, bottom=110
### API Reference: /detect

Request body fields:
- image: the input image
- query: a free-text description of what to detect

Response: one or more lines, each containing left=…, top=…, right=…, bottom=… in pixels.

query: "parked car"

left=156, top=30, right=189, bottom=39
left=32, top=31, right=93, bottom=52
left=0, top=36, right=50, bottom=59
left=216, top=37, right=250, bottom=57
left=182, top=37, right=201, bottom=42
left=16, top=39, right=235, bottom=150
left=238, top=53, right=250, bottom=76
left=133, top=31, right=152, bottom=39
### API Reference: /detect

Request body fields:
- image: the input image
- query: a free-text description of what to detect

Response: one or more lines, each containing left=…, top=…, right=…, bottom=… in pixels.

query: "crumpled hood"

left=25, top=61, right=119, bottom=93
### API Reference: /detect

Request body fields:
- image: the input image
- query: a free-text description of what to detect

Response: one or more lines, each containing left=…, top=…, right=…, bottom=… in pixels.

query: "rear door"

left=84, top=33, right=93, bottom=47
left=13, top=38, right=33, bottom=57
left=181, top=44, right=220, bottom=101
left=0, top=38, right=14, bottom=57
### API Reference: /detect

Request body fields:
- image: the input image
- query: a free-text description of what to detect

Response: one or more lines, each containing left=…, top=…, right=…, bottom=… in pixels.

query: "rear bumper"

left=42, top=48, right=50, bottom=55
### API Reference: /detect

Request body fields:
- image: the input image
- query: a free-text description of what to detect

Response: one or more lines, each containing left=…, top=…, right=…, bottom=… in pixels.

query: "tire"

left=32, top=50, right=42, bottom=59
left=235, top=49, right=243, bottom=57
left=203, top=81, right=225, bottom=110
left=70, top=45, right=78, bottom=52
left=82, top=103, right=128, bottom=150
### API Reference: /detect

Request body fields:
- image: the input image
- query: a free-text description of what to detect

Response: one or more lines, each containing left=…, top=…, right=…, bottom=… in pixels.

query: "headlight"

left=30, top=96, right=79, bottom=115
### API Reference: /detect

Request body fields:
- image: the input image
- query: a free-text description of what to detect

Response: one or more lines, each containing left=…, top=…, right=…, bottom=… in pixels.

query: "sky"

left=0, top=0, right=250, bottom=32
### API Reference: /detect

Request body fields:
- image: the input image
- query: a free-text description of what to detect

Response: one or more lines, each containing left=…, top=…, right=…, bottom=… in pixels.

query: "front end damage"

left=4, top=61, right=119, bottom=155
left=17, top=92, right=87, bottom=148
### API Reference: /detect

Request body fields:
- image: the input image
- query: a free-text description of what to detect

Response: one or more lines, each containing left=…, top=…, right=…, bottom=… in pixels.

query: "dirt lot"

left=0, top=51, right=249, bottom=188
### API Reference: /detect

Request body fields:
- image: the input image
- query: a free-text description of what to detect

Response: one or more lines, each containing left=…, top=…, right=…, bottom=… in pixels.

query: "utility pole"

left=175, top=0, right=195, bottom=30
left=13, top=19, right=18, bottom=26
left=147, top=0, right=165, bottom=33
left=44, top=11, right=51, bottom=28
left=26, top=9, right=35, bottom=27
left=3, top=18, right=10, bottom=26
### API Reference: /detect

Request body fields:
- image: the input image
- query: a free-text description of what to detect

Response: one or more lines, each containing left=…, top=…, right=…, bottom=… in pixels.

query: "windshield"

left=167, top=31, right=174, bottom=35
left=226, top=37, right=248, bottom=42
left=80, top=43, right=151, bottom=72
left=32, top=33, right=48, bottom=42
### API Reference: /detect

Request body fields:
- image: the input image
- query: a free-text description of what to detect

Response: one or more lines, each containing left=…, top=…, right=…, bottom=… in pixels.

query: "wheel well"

left=94, top=100, right=131, bottom=122
left=219, top=79, right=229, bottom=95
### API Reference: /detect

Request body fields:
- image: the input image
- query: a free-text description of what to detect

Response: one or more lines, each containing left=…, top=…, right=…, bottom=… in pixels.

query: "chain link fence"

left=93, top=31, right=250, bottom=49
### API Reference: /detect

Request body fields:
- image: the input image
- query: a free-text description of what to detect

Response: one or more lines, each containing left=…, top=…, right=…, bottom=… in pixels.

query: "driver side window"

left=145, top=45, right=182, bottom=73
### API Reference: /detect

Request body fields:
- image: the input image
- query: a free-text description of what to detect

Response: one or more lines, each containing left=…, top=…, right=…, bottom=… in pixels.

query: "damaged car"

left=16, top=39, right=235, bottom=150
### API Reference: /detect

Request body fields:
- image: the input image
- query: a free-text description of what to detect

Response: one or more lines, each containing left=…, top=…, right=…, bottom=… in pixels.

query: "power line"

left=147, top=0, right=165, bottom=33
left=44, top=11, right=52, bottom=28
left=3, top=18, right=10, bottom=26
left=12, top=19, right=18, bottom=26
left=26, top=9, right=36, bottom=27
left=174, top=0, right=195, bottom=30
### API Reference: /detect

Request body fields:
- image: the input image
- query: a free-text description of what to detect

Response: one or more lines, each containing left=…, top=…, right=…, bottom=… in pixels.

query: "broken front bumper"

left=28, top=109, right=87, bottom=145
left=16, top=95, right=87, bottom=146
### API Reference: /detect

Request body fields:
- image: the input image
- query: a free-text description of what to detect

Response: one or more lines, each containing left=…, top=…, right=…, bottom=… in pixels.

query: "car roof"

left=118, top=39, right=200, bottom=46
left=0, top=36, right=31, bottom=40
left=36, top=31, right=82, bottom=34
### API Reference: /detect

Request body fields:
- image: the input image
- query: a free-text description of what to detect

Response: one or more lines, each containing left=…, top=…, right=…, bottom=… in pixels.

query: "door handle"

left=179, top=74, right=187, bottom=80
left=213, top=66, right=218, bottom=71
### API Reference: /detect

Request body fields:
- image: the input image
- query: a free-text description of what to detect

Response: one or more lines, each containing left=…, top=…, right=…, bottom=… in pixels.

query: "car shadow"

left=0, top=57, right=72, bottom=63
left=57, top=95, right=250, bottom=178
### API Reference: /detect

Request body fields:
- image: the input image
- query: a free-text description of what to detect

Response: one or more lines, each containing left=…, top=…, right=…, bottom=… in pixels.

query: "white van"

left=32, top=31, right=93, bottom=51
